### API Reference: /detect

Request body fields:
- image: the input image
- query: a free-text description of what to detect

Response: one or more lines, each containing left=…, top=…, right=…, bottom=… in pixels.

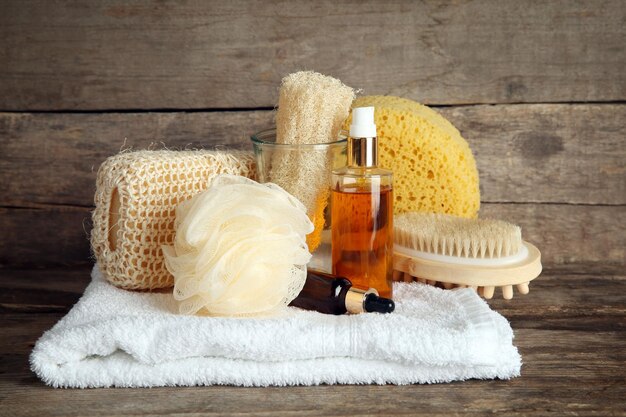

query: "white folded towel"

left=31, top=265, right=521, bottom=387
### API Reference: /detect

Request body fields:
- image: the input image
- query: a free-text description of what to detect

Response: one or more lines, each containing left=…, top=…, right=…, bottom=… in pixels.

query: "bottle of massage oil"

left=331, top=107, right=394, bottom=299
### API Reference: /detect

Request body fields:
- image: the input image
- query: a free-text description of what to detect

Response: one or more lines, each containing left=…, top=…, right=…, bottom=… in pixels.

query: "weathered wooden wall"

left=0, top=0, right=624, bottom=271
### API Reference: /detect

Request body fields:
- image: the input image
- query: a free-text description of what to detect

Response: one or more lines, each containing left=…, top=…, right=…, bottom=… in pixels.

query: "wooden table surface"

left=1, top=265, right=624, bottom=417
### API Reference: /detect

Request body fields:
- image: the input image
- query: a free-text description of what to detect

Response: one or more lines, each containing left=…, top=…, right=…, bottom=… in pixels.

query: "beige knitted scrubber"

left=91, top=150, right=256, bottom=290
left=273, top=71, right=355, bottom=251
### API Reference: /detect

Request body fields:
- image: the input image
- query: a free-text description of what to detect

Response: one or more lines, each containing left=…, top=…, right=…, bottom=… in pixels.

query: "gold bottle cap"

left=348, top=136, right=378, bottom=168
left=345, top=287, right=379, bottom=314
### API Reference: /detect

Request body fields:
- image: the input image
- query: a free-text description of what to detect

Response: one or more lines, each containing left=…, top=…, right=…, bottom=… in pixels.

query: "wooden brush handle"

left=393, top=241, right=542, bottom=287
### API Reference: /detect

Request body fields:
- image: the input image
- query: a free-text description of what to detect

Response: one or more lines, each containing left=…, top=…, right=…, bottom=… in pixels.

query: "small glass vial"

left=289, top=269, right=394, bottom=315
left=331, top=107, right=394, bottom=299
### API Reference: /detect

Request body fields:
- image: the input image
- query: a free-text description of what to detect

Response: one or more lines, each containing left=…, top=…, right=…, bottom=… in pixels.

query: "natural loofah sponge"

left=272, top=71, right=355, bottom=251
left=343, top=96, right=480, bottom=218
left=91, top=150, right=256, bottom=290
left=276, top=71, right=355, bottom=146
left=163, top=175, right=313, bottom=317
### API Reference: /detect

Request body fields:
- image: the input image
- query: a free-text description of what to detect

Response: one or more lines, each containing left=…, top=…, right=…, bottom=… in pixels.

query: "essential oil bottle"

left=289, top=269, right=394, bottom=315
left=331, top=107, right=394, bottom=299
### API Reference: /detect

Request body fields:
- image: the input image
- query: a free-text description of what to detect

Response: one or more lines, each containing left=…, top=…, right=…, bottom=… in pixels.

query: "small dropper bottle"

left=289, top=269, right=395, bottom=315
left=331, top=107, right=394, bottom=298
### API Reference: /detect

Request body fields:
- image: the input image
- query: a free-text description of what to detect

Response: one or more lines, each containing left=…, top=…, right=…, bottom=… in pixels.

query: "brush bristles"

left=394, top=212, right=523, bottom=259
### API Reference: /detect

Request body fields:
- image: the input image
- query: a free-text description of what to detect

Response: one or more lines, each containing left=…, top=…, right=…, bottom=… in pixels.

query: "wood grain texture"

left=1, top=267, right=624, bottom=416
left=1, top=203, right=623, bottom=268
left=438, top=104, right=626, bottom=206
left=1, top=0, right=624, bottom=110
left=0, top=206, right=93, bottom=268
left=0, top=110, right=272, bottom=207
left=0, top=267, right=91, bottom=313
left=2, top=104, right=624, bottom=207
left=480, top=203, right=626, bottom=267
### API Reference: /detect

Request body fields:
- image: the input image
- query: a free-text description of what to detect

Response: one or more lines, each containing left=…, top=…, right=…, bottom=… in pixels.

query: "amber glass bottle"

left=289, top=269, right=394, bottom=315
left=331, top=107, right=394, bottom=299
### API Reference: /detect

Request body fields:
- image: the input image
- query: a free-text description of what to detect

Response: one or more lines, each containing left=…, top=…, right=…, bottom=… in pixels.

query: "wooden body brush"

left=393, top=213, right=542, bottom=299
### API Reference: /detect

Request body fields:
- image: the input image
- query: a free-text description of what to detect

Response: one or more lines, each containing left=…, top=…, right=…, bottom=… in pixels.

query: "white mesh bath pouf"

left=163, top=174, right=314, bottom=317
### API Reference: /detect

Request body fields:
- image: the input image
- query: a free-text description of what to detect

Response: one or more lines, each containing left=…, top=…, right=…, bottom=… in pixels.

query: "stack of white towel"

left=31, top=265, right=521, bottom=388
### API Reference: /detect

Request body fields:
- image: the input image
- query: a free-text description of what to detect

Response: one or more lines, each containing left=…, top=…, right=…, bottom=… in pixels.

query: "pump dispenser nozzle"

left=348, top=106, right=378, bottom=168
left=350, top=107, right=377, bottom=138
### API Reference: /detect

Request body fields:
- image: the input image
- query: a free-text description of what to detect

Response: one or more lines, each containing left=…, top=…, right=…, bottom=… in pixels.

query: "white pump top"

left=349, top=107, right=377, bottom=138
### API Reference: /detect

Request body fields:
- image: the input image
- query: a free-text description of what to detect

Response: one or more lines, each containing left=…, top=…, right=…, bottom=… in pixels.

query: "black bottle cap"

left=363, top=293, right=395, bottom=314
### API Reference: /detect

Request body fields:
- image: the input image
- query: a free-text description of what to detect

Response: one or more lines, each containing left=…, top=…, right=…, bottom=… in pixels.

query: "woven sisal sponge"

left=343, top=96, right=480, bottom=218
left=274, top=71, right=355, bottom=251
left=91, top=150, right=256, bottom=290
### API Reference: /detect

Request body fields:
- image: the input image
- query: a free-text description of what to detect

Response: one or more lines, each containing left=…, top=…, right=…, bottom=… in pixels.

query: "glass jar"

left=250, top=129, right=347, bottom=271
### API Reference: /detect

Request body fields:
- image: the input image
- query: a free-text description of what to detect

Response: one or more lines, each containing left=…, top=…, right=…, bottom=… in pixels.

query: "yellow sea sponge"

left=305, top=189, right=329, bottom=251
left=344, top=96, right=480, bottom=218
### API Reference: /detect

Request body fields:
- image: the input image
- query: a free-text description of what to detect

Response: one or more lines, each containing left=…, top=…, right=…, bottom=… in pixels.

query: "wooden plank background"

left=0, top=0, right=625, bottom=272
left=1, top=0, right=625, bottom=109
